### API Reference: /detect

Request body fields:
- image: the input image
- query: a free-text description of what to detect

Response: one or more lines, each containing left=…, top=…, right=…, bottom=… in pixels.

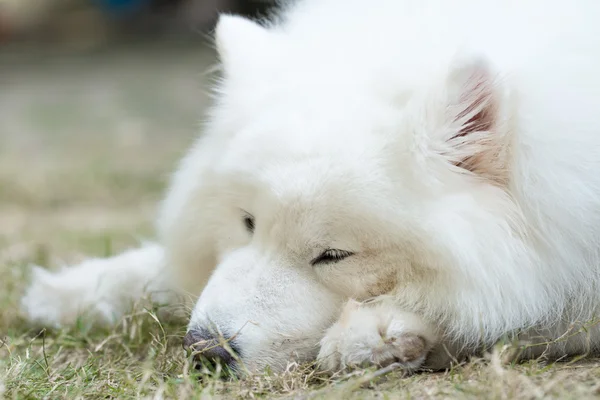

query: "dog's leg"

left=20, top=243, right=175, bottom=329
left=509, top=317, right=600, bottom=362
left=317, top=299, right=439, bottom=372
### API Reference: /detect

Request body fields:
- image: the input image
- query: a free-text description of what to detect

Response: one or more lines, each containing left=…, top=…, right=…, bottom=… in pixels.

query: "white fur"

left=22, top=243, right=169, bottom=328
left=21, top=0, right=600, bottom=374
left=318, top=299, right=438, bottom=371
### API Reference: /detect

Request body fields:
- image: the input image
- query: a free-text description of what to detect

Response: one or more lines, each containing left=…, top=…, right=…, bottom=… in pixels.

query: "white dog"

left=21, top=0, right=600, bottom=374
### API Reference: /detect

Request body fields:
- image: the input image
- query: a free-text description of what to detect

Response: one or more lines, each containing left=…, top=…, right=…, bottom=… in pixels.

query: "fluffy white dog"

left=21, top=0, right=600, bottom=374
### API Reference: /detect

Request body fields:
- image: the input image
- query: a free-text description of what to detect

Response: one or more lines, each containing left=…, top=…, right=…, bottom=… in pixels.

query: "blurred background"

left=0, top=0, right=276, bottom=45
left=0, top=1, right=275, bottom=267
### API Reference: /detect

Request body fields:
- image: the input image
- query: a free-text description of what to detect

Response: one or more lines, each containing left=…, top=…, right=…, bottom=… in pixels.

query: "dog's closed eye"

left=311, top=249, right=354, bottom=266
left=242, top=212, right=255, bottom=233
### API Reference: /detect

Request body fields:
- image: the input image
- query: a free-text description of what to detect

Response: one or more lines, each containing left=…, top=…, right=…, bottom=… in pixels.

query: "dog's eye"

left=311, top=249, right=354, bottom=266
left=243, top=215, right=255, bottom=233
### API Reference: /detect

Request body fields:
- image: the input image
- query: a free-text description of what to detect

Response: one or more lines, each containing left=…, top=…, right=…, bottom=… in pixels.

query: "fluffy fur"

left=21, top=0, right=600, bottom=374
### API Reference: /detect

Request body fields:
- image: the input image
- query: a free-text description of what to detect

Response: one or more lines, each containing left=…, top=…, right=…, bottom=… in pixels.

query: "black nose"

left=183, top=327, right=238, bottom=369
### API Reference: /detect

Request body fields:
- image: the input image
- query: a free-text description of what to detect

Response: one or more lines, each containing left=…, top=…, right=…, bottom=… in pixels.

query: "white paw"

left=317, top=300, right=436, bottom=372
left=21, top=265, right=80, bottom=328
left=20, top=265, right=117, bottom=329
left=20, top=245, right=169, bottom=329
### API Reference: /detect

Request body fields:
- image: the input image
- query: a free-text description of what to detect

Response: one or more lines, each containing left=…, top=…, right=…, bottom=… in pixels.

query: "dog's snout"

left=183, top=328, right=238, bottom=368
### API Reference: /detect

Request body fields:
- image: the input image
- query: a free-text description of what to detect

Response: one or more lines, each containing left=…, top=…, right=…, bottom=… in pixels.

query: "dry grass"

left=2, top=44, right=600, bottom=400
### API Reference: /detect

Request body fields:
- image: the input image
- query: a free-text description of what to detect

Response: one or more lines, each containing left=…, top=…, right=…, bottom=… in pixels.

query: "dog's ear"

left=435, top=57, right=509, bottom=184
left=214, top=14, right=273, bottom=76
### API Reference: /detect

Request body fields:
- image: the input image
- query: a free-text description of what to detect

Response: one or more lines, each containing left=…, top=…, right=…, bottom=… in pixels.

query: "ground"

left=1, top=43, right=600, bottom=400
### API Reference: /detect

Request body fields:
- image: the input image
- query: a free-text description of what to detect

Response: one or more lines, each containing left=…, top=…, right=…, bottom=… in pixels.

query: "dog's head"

left=178, top=15, right=517, bottom=374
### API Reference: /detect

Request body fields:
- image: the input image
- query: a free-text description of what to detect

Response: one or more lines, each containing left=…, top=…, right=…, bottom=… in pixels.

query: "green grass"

left=2, top=44, right=600, bottom=399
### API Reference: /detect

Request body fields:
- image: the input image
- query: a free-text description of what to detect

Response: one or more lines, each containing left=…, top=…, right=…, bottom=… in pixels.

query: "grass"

left=2, top=44, right=600, bottom=400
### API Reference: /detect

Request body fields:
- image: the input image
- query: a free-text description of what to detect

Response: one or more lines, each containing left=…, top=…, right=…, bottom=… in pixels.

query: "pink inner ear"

left=453, top=71, right=497, bottom=138
left=445, top=65, right=507, bottom=184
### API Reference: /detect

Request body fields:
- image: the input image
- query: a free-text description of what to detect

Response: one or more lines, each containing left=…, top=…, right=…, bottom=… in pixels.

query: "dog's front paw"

left=21, top=265, right=119, bottom=329
left=317, top=300, right=436, bottom=372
